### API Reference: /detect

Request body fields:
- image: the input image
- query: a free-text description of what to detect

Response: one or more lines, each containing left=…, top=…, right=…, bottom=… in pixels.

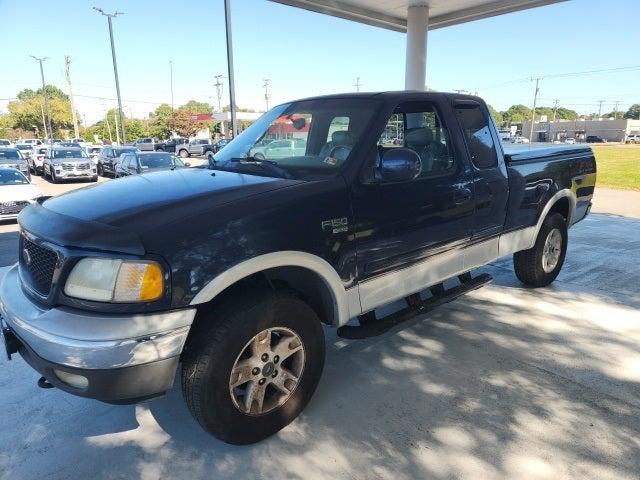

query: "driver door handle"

left=454, top=188, right=472, bottom=205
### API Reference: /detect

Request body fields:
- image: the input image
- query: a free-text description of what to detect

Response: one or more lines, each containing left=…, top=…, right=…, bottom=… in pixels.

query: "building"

left=522, top=117, right=640, bottom=143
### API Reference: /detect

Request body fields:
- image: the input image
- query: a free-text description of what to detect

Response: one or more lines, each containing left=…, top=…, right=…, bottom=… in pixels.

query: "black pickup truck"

left=0, top=92, right=595, bottom=445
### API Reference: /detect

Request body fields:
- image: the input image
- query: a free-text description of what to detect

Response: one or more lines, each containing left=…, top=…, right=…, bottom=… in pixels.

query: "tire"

left=51, top=169, right=60, bottom=184
left=181, top=289, right=325, bottom=445
left=97, top=163, right=104, bottom=177
left=513, top=212, right=567, bottom=287
left=178, top=149, right=189, bottom=158
left=91, top=176, right=98, bottom=182
left=155, top=147, right=164, bottom=152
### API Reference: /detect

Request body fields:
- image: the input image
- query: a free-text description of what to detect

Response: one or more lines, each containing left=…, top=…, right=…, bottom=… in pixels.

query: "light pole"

left=214, top=74, right=226, bottom=137
left=262, top=78, right=271, bottom=111
left=169, top=59, right=174, bottom=111
left=354, top=76, right=363, bottom=92
left=29, top=55, right=53, bottom=141
left=93, top=7, right=126, bottom=144
left=223, top=0, right=238, bottom=137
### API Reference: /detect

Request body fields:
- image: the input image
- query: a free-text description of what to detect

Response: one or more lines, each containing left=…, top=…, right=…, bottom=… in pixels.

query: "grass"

left=591, top=145, right=640, bottom=191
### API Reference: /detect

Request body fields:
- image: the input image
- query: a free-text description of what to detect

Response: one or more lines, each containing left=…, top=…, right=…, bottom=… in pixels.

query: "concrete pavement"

left=1, top=209, right=639, bottom=479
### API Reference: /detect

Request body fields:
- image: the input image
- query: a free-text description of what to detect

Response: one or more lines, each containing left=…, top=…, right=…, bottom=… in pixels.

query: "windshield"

left=0, top=150, right=21, bottom=161
left=212, top=98, right=379, bottom=179
left=114, top=148, right=137, bottom=157
left=139, top=153, right=176, bottom=168
left=16, top=145, right=31, bottom=151
left=52, top=149, right=88, bottom=159
left=0, top=169, right=29, bottom=185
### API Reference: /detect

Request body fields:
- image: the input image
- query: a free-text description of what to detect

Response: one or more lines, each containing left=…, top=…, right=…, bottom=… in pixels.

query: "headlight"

left=64, top=258, right=164, bottom=302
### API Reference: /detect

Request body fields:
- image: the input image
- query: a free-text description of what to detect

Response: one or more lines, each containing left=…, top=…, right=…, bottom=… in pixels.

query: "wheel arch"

left=533, top=189, right=576, bottom=242
left=189, top=251, right=352, bottom=327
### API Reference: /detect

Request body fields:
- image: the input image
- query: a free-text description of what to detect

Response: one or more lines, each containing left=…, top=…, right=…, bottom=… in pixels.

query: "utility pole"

left=552, top=98, right=559, bottom=122
left=64, top=55, right=80, bottom=138
left=613, top=100, right=620, bottom=119
left=102, top=101, right=113, bottom=143
left=93, top=7, right=126, bottom=143
left=528, top=77, right=541, bottom=144
left=114, top=111, right=120, bottom=145
left=169, top=59, right=174, bottom=111
left=214, top=74, right=226, bottom=136
left=223, top=0, right=238, bottom=137
left=262, top=78, right=271, bottom=111
left=40, top=103, right=48, bottom=139
left=354, top=76, right=363, bottom=92
left=597, top=99, right=604, bottom=119
left=29, top=55, right=53, bottom=141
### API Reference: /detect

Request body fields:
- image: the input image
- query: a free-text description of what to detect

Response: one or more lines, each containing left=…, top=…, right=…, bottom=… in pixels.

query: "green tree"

left=555, top=107, right=578, bottom=120
left=182, top=100, right=212, bottom=114
left=148, top=104, right=173, bottom=139
left=624, top=104, right=640, bottom=120
left=601, top=111, right=624, bottom=120
left=8, top=85, right=74, bottom=137
left=124, top=118, right=148, bottom=141
left=502, top=104, right=532, bottom=125
left=487, top=104, right=503, bottom=126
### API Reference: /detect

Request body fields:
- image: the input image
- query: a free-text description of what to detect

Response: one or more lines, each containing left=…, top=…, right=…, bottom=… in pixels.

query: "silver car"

left=0, top=147, right=31, bottom=181
left=43, top=147, right=98, bottom=183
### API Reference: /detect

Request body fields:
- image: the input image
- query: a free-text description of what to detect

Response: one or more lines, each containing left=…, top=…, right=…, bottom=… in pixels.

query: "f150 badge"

left=322, top=217, right=349, bottom=234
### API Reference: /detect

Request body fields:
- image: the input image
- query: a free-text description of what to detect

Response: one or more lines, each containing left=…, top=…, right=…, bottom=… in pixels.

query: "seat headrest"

left=332, top=130, right=355, bottom=146
left=404, top=128, right=434, bottom=147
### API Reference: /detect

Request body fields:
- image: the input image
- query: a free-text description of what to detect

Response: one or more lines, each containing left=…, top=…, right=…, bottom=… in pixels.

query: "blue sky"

left=0, top=0, right=638, bottom=124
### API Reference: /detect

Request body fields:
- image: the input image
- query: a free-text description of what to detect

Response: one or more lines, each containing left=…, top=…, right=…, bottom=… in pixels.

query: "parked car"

left=154, top=138, right=188, bottom=153
left=43, top=147, right=97, bottom=183
left=133, top=138, right=158, bottom=151
left=0, top=139, right=13, bottom=147
left=564, top=137, right=576, bottom=144
left=29, top=146, right=49, bottom=174
left=15, top=143, right=34, bottom=159
left=586, top=135, right=606, bottom=143
left=211, top=138, right=230, bottom=154
left=0, top=168, right=42, bottom=221
left=0, top=92, right=596, bottom=445
left=85, top=145, right=102, bottom=163
left=0, top=147, right=31, bottom=181
left=96, top=145, right=139, bottom=177
left=22, top=139, right=42, bottom=146
left=249, top=138, right=306, bottom=160
left=115, top=152, right=188, bottom=177
left=57, top=142, right=83, bottom=148
left=625, top=134, right=639, bottom=144
left=511, top=135, right=530, bottom=144
left=176, top=139, right=216, bottom=158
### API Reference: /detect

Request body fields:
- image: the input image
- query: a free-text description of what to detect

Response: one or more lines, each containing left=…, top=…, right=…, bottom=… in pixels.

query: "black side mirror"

left=378, top=148, right=422, bottom=182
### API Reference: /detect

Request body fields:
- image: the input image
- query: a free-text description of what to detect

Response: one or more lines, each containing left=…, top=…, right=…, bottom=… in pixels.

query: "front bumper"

left=53, top=168, right=97, bottom=179
left=0, top=265, right=196, bottom=403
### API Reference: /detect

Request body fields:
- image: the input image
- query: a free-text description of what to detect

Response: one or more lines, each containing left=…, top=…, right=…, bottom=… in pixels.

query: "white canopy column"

left=404, top=4, right=429, bottom=91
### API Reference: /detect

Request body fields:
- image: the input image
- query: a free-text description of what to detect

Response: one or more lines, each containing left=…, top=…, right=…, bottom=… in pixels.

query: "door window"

left=454, top=103, right=498, bottom=169
left=371, top=103, right=455, bottom=181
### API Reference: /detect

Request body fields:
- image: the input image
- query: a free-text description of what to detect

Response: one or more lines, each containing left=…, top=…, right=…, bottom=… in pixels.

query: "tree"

left=487, top=104, right=503, bottom=126
left=554, top=107, right=578, bottom=121
left=170, top=109, right=200, bottom=137
left=502, top=104, right=531, bottom=125
left=17, top=85, right=69, bottom=102
left=148, top=104, right=173, bottom=139
left=624, top=104, right=640, bottom=120
left=182, top=100, right=212, bottom=114
left=8, top=85, right=74, bottom=138
left=124, top=118, right=148, bottom=141
left=601, top=111, right=623, bottom=120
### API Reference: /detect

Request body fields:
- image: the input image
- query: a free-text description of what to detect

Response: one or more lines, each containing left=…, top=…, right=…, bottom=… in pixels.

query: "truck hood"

left=19, top=168, right=302, bottom=254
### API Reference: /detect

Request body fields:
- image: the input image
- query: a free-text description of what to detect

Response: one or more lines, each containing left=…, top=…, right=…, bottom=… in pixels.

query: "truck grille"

left=62, top=162, right=91, bottom=171
left=0, top=200, right=29, bottom=216
left=19, top=236, right=58, bottom=296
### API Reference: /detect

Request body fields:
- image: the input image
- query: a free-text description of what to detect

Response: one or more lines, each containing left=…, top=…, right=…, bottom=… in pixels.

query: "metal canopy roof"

left=270, top=0, right=564, bottom=32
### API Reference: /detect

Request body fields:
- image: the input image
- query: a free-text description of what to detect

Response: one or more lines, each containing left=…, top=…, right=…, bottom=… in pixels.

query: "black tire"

left=181, top=289, right=325, bottom=445
left=155, top=147, right=164, bottom=152
left=91, top=176, right=98, bottom=182
left=51, top=169, right=60, bottom=184
left=97, top=163, right=105, bottom=177
left=513, top=212, right=567, bottom=287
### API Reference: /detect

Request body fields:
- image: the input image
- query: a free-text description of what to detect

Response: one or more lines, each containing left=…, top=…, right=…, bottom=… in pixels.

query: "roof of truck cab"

left=278, top=90, right=482, bottom=105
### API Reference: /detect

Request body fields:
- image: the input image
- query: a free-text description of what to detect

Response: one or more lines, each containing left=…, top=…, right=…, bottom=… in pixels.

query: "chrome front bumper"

left=0, top=265, right=195, bottom=370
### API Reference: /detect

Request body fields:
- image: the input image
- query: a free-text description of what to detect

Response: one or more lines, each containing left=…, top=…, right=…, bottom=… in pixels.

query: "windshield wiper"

left=222, top=157, right=293, bottom=179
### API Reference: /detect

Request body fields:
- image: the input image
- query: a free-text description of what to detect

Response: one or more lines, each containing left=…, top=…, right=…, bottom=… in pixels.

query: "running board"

left=337, top=273, right=493, bottom=340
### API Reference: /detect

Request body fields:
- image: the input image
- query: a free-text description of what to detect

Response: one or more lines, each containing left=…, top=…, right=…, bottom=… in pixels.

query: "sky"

left=0, top=0, right=638, bottom=125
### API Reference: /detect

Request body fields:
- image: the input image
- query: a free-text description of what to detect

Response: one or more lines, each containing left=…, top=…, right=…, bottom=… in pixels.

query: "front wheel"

left=97, top=163, right=105, bottom=177
left=513, top=212, right=568, bottom=287
left=181, top=289, right=325, bottom=445
left=178, top=149, right=189, bottom=158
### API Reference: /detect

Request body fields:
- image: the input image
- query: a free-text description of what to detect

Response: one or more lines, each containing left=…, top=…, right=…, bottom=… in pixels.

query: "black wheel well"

left=548, top=197, right=570, bottom=223
left=193, top=266, right=337, bottom=330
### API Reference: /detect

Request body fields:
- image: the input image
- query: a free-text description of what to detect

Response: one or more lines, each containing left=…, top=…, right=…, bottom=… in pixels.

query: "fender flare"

left=189, top=251, right=351, bottom=326
left=529, top=188, right=576, bottom=248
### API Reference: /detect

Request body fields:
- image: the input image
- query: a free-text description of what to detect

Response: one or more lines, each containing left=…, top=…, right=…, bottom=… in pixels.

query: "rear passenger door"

left=453, top=100, right=508, bottom=239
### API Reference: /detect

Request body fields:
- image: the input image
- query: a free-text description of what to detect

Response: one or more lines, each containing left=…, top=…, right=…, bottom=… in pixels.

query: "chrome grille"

left=19, top=236, right=58, bottom=296
left=0, top=201, right=28, bottom=216
left=62, top=162, right=90, bottom=171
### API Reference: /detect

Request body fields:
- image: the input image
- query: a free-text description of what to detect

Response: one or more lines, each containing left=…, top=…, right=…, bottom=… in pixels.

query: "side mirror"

left=378, top=148, right=422, bottom=182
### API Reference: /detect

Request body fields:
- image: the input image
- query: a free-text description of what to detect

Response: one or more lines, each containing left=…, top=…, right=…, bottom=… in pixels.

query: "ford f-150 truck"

left=0, top=92, right=596, bottom=445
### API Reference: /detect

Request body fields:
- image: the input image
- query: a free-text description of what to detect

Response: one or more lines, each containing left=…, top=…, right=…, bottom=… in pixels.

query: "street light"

left=93, top=6, right=126, bottom=144
left=29, top=55, right=53, bottom=141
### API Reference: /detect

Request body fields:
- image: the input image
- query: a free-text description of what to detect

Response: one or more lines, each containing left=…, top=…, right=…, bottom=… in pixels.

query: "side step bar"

left=337, top=272, right=492, bottom=340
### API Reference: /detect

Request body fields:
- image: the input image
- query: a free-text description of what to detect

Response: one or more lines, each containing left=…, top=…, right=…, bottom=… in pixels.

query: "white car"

left=22, top=139, right=42, bottom=146
left=564, top=137, right=576, bottom=144
left=30, top=146, right=49, bottom=174
left=250, top=138, right=306, bottom=160
left=0, top=139, right=13, bottom=148
left=0, top=168, right=43, bottom=221
left=511, top=136, right=530, bottom=144
left=626, top=134, right=640, bottom=144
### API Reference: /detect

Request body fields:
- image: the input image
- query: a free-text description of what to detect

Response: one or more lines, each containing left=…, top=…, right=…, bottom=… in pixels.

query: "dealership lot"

left=0, top=184, right=639, bottom=479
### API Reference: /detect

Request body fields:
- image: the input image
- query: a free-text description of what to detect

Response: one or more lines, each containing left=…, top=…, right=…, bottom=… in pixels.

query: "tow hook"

left=37, top=376, right=55, bottom=389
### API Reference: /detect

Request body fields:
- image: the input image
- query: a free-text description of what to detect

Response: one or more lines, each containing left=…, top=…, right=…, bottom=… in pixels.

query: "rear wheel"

left=514, top=212, right=567, bottom=287
left=178, top=149, right=189, bottom=158
left=51, top=169, right=60, bottom=184
left=181, top=289, right=325, bottom=445
left=97, top=163, right=105, bottom=177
